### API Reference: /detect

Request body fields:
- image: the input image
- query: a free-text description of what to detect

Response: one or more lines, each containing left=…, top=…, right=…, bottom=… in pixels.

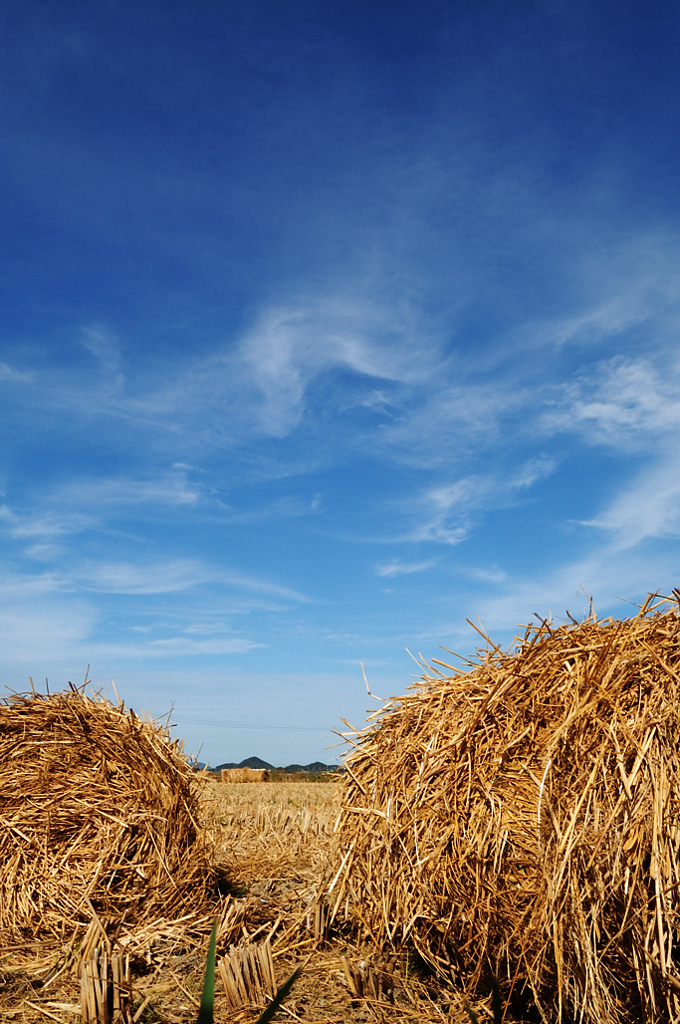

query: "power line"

left=172, top=714, right=334, bottom=733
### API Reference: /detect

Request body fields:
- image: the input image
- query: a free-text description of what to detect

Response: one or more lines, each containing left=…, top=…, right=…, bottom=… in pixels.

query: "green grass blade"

left=254, top=964, right=303, bottom=1024
left=197, top=920, right=218, bottom=1024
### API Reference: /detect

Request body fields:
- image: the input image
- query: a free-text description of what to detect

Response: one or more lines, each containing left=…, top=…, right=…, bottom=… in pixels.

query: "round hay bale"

left=0, top=687, right=213, bottom=945
left=330, top=596, right=680, bottom=1023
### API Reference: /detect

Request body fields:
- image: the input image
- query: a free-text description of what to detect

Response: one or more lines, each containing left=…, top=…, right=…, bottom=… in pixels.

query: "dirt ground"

left=2, top=778, right=482, bottom=1024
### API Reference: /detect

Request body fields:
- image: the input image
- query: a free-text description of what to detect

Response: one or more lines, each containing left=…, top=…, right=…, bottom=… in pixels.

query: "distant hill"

left=214, top=756, right=275, bottom=771
left=213, top=756, right=340, bottom=773
left=283, top=761, right=335, bottom=773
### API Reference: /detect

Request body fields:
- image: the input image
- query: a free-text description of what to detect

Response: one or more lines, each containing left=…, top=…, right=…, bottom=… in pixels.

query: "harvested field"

left=198, top=780, right=479, bottom=1023
left=2, top=774, right=475, bottom=1024
left=9, top=597, right=680, bottom=1023
left=206, top=779, right=340, bottom=884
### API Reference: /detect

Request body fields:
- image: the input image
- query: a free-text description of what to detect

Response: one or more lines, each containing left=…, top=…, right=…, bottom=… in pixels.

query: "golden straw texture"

left=0, top=687, right=213, bottom=947
left=329, top=595, right=680, bottom=1023
left=220, top=768, right=270, bottom=782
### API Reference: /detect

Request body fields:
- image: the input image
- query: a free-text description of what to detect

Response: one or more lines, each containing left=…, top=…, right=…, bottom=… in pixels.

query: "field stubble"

left=4, top=778, right=474, bottom=1024
left=202, top=779, right=472, bottom=1024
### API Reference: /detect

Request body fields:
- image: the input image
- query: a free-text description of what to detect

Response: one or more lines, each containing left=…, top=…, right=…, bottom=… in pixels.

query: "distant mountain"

left=214, top=756, right=275, bottom=771
left=213, top=756, right=340, bottom=773
left=284, top=761, right=337, bottom=773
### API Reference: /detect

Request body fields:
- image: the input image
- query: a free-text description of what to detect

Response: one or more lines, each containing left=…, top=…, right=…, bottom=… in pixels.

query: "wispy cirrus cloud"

left=71, top=559, right=311, bottom=600
left=0, top=504, right=92, bottom=538
left=583, top=458, right=680, bottom=550
left=17, top=299, right=435, bottom=457
left=370, top=383, right=525, bottom=470
left=7, top=239, right=679, bottom=484
left=91, top=635, right=263, bottom=658
left=0, top=570, right=70, bottom=597
left=232, top=297, right=438, bottom=437
left=0, top=551, right=309, bottom=610
left=0, top=594, right=262, bottom=663
left=404, top=477, right=488, bottom=544
left=520, top=294, right=652, bottom=353
left=543, top=357, right=680, bottom=449
left=216, top=569, right=311, bottom=603
left=81, top=324, right=122, bottom=374
left=0, top=361, right=32, bottom=383
left=0, top=595, right=98, bottom=661
left=144, top=636, right=261, bottom=655
left=375, top=558, right=437, bottom=577
left=0, top=561, right=283, bottom=665
left=0, top=471, right=201, bottom=546
left=52, top=470, right=201, bottom=508
left=78, top=559, right=210, bottom=595
left=468, top=541, right=680, bottom=641
left=394, top=458, right=557, bottom=547
left=217, top=493, right=323, bottom=523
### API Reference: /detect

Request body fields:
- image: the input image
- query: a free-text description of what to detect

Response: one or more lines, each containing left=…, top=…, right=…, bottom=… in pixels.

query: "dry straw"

left=220, top=768, right=270, bottom=782
left=217, top=938, right=277, bottom=1011
left=0, top=684, right=213, bottom=949
left=329, top=594, right=680, bottom=1023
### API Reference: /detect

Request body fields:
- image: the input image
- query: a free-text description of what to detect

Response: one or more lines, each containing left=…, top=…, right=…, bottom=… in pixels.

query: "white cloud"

left=583, top=456, right=680, bottom=550
left=89, top=635, right=263, bottom=657
left=513, top=456, right=557, bottom=489
left=0, top=362, right=32, bottom=383
left=218, top=570, right=311, bottom=603
left=237, top=298, right=437, bottom=436
left=79, top=560, right=209, bottom=595
left=385, top=459, right=557, bottom=549
left=543, top=357, right=680, bottom=448
left=0, top=472, right=200, bottom=548
left=373, top=383, right=525, bottom=469
left=468, top=543, right=680, bottom=641
left=460, top=566, right=507, bottom=583
left=23, top=543, right=64, bottom=561
left=395, top=471, right=534, bottom=546
left=55, top=558, right=310, bottom=602
left=70, top=559, right=310, bottom=600
left=219, top=494, right=323, bottom=523
left=375, top=558, right=437, bottom=577
left=0, top=567, right=272, bottom=664
left=530, top=295, right=651, bottom=351
left=81, top=324, right=121, bottom=374
left=360, top=390, right=398, bottom=414
left=53, top=471, right=201, bottom=508
left=4, top=241, right=680, bottom=641
left=0, top=597, right=98, bottom=661
left=0, top=601, right=261, bottom=663
left=145, top=636, right=262, bottom=655
left=0, top=570, right=70, bottom=597
left=0, top=504, right=92, bottom=539
left=403, top=477, right=488, bottom=544
left=51, top=302, right=437, bottom=455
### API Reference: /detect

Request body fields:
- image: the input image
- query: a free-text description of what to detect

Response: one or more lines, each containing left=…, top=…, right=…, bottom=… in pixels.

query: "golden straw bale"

left=220, top=768, right=270, bottom=782
left=329, top=595, right=680, bottom=1023
left=0, top=686, right=213, bottom=946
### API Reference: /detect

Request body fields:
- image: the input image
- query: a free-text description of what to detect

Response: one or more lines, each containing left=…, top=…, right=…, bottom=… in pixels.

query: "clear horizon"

left=2, top=2, right=680, bottom=766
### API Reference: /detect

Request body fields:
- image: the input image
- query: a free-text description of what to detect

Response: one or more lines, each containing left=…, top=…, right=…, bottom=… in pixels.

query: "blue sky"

left=2, top=1, right=680, bottom=766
